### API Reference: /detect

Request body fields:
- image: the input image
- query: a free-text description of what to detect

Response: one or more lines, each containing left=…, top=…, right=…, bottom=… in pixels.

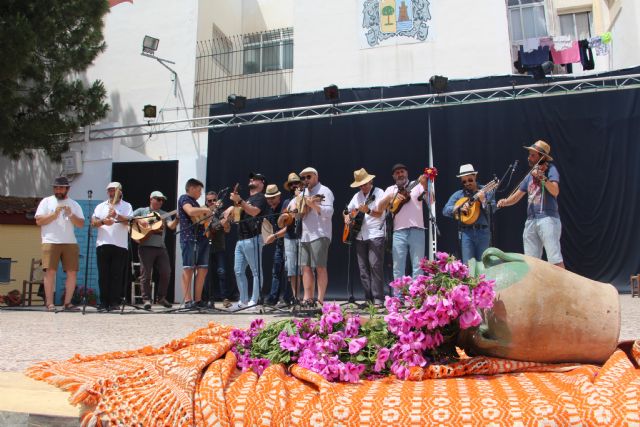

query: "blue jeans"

left=523, top=217, right=563, bottom=264
left=209, top=250, right=231, bottom=300
left=234, top=236, right=263, bottom=304
left=392, top=227, right=425, bottom=281
left=460, top=227, right=491, bottom=264
left=268, top=243, right=292, bottom=302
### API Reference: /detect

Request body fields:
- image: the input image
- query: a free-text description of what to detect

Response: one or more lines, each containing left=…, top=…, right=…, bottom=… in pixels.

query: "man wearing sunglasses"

left=443, top=164, right=495, bottom=263
left=287, top=167, right=334, bottom=307
left=203, top=191, right=232, bottom=307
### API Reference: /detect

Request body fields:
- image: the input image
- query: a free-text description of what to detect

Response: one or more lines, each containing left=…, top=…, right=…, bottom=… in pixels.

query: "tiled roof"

left=0, top=196, right=42, bottom=214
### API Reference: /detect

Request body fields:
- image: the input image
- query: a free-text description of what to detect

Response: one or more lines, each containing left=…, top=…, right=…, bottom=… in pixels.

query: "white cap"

left=106, top=182, right=122, bottom=190
left=299, top=167, right=318, bottom=176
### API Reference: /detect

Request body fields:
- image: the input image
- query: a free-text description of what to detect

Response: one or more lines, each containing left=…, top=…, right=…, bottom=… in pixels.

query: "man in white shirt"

left=287, top=167, right=334, bottom=307
left=35, top=177, right=85, bottom=311
left=91, top=182, right=133, bottom=311
left=373, top=164, right=427, bottom=282
left=344, top=168, right=386, bottom=307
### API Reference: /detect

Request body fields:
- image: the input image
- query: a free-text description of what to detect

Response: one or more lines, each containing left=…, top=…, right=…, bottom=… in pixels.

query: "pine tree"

left=0, top=0, right=110, bottom=160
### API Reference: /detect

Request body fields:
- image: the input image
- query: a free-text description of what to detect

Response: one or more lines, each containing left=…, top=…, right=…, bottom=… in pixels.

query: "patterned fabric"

left=26, top=323, right=640, bottom=426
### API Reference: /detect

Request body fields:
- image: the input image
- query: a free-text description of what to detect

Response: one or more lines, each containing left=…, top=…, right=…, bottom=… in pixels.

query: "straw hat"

left=265, top=184, right=281, bottom=198
left=523, top=140, right=553, bottom=161
left=283, top=172, right=301, bottom=191
left=350, top=168, right=375, bottom=188
left=456, top=164, right=478, bottom=178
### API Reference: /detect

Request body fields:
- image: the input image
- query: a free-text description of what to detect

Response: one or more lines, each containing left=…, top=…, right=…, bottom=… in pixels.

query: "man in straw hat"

left=443, top=164, right=496, bottom=263
left=497, top=140, right=564, bottom=268
left=276, top=172, right=303, bottom=304
left=286, top=167, right=334, bottom=307
left=91, top=181, right=133, bottom=310
left=344, top=168, right=385, bottom=307
left=35, top=176, right=85, bottom=311
left=263, top=184, right=294, bottom=306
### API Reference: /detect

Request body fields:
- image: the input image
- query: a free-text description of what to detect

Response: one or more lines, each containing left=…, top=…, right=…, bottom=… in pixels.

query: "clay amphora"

left=458, top=248, right=620, bottom=364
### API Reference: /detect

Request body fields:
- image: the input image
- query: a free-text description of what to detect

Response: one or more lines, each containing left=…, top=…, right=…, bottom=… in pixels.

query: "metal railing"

left=194, top=28, right=294, bottom=119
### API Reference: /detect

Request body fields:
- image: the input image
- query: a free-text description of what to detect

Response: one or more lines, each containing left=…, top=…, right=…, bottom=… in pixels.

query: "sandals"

left=46, top=304, right=56, bottom=312
left=63, top=303, right=80, bottom=312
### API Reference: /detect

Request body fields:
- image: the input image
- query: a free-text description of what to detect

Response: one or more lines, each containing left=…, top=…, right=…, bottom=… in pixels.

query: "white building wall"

left=608, top=0, right=640, bottom=70
left=292, top=0, right=513, bottom=93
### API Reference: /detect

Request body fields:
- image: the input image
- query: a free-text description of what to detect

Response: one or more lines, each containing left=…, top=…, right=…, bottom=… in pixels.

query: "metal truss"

left=78, top=73, right=640, bottom=142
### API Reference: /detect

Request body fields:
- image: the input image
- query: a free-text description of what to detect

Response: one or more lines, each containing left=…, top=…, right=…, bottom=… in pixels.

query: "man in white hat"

left=91, top=181, right=133, bottom=310
left=131, top=190, right=178, bottom=309
left=497, top=140, right=564, bottom=268
left=34, top=176, right=85, bottom=311
left=443, top=164, right=496, bottom=263
left=344, top=168, right=385, bottom=307
left=286, top=166, right=334, bottom=307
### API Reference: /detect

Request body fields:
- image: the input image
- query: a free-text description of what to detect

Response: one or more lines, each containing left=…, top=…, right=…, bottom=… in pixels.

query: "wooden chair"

left=631, top=274, right=640, bottom=298
left=22, top=258, right=45, bottom=306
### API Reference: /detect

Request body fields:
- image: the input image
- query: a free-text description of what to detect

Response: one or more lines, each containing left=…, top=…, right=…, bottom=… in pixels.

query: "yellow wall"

left=0, top=224, right=41, bottom=298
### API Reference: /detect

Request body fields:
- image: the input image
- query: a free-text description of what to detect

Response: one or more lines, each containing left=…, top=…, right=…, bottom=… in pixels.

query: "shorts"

left=284, top=237, right=301, bottom=275
left=523, top=216, right=563, bottom=264
left=181, top=239, right=209, bottom=269
left=300, top=237, right=330, bottom=268
left=42, top=243, right=79, bottom=272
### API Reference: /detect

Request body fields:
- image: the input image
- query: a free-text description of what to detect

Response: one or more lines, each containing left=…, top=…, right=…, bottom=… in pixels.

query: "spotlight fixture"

left=227, top=94, right=247, bottom=111
left=531, top=61, right=554, bottom=79
left=429, top=75, right=449, bottom=94
left=142, top=104, right=157, bottom=119
left=323, top=84, right=340, bottom=103
left=142, top=36, right=160, bottom=55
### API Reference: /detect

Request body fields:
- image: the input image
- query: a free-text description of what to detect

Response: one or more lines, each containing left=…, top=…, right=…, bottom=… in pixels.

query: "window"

left=508, top=0, right=548, bottom=43
left=559, top=12, right=592, bottom=40
left=243, top=28, right=293, bottom=74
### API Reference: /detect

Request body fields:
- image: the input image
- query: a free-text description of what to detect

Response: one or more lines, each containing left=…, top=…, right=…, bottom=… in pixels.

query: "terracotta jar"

left=458, top=248, right=620, bottom=364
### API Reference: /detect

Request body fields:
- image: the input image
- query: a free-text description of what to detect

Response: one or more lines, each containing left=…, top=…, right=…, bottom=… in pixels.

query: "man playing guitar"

left=343, top=168, right=385, bottom=307
left=442, top=164, right=496, bottom=264
left=132, top=191, right=178, bottom=309
left=372, top=163, right=428, bottom=284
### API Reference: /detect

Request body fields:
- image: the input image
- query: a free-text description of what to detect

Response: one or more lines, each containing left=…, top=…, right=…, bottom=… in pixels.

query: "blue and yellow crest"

left=362, top=0, right=432, bottom=47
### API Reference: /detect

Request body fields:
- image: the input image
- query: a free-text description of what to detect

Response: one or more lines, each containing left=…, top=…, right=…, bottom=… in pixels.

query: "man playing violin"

left=132, top=191, right=178, bottom=309
left=177, top=178, right=212, bottom=309
left=287, top=167, right=334, bottom=308
left=443, top=164, right=495, bottom=264
left=372, top=163, right=427, bottom=283
left=344, top=168, right=385, bottom=307
left=91, top=182, right=133, bottom=311
left=497, top=140, right=564, bottom=268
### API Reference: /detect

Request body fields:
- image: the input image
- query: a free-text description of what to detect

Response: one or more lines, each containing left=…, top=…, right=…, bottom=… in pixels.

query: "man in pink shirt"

left=372, top=164, right=427, bottom=284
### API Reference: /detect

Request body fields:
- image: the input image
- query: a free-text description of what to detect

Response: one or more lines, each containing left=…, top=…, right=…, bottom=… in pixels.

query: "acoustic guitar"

left=389, top=172, right=426, bottom=218
left=130, top=210, right=177, bottom=243
left=453, top=178, right=500, bottom=225
left=342, top=191, right=376, bottom=244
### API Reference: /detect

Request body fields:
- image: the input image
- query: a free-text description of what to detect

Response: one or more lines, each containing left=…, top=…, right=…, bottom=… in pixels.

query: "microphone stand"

left=81, top=190, right=93, bottom=315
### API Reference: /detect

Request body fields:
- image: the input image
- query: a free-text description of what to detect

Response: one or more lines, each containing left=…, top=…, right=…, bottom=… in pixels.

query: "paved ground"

left=0, top=295, right=638, bottom=373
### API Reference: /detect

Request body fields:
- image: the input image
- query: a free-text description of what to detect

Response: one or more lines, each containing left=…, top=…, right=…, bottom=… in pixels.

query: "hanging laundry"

left=523, top=37, right=541, bottom=53
left=550, top=41, right=580, bottom=64
left=539, top=37, right=553, bottom=48
left=578, top=40, right=594, bottom=70
left=519, top=45, right=551, bottom=67
left=552, top=35, right=573, bottom=51
left=588, top=36, right=609, bottom=56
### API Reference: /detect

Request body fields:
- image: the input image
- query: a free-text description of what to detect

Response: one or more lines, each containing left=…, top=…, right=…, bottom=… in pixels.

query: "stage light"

left=142, top=36, right=160, bottom=55
left=143, top=104, right=157, bottom=119
left=429, top=75, right=449, bottom=93
left=227, top=94, right=247, bottom=111
left=323, top=85, right=340, bottom=102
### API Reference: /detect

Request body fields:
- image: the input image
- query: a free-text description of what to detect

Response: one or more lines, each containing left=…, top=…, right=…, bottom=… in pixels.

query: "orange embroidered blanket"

left=25, top=322, right=640, bottom=426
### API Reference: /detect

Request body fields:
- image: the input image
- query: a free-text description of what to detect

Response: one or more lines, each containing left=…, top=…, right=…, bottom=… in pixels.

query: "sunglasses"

left=462, top=178, right=475, bottom=184
left=302, top=175, right=313, bottom=180
left=206, top=199, right=216, bottom=203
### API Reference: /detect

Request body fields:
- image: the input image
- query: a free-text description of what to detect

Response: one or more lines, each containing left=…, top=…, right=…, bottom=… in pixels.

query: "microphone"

left=513, top=160, right=519, bottom=172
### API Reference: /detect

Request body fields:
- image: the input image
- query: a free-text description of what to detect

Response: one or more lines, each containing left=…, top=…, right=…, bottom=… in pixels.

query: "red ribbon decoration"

left=424, top=167, right=438, bottom=181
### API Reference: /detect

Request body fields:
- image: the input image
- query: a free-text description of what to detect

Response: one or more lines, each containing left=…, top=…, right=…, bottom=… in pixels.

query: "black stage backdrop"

left=112, top=161, right=179, bottom=302
left=207, top=69, right=640, bottom=296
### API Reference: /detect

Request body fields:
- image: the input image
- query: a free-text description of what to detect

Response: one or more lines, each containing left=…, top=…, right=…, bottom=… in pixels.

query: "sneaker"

left=229, top=301, right=247, bottom=311
left=196, top=300, right=207, bottom=308
left=246, top=301, right=258, bottom=310
left=222, top=299, right=232, bottom=308
left=184, top=300, right=196, bottom=310
left=158, top=297, right=173, bottom=308
left=143, top=300, right=152, bottom=310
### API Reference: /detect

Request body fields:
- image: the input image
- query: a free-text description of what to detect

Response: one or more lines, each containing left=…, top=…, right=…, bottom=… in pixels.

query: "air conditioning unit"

left=61, top=151, right=83, bottom=175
